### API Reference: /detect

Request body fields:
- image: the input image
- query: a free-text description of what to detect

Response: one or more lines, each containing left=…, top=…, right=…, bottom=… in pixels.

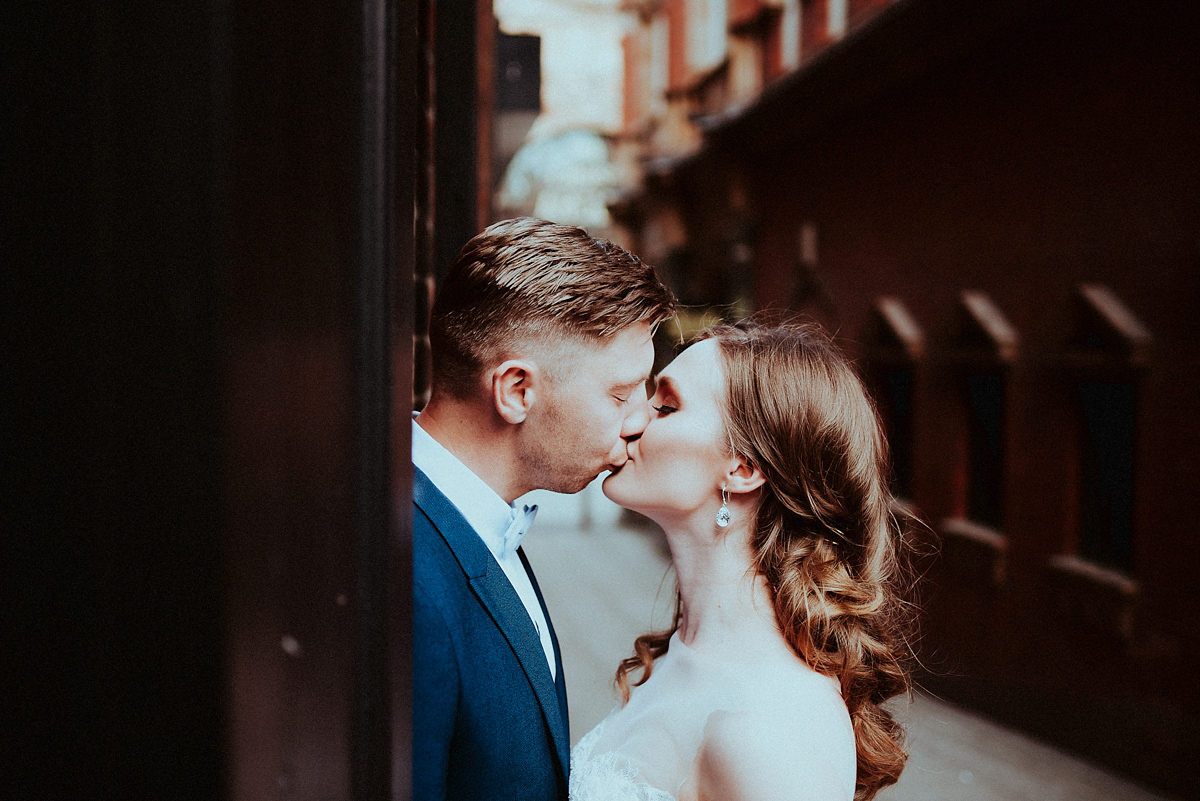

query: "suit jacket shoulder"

left=412, top=467, right=569, bottom=801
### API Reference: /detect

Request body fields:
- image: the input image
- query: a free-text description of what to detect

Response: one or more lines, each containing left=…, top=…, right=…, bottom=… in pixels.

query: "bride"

left=570, top=321, right=916, bottom=801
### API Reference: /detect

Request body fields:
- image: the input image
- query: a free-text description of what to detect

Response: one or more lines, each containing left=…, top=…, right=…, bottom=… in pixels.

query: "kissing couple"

left=413, top=218, right=916, bottom=801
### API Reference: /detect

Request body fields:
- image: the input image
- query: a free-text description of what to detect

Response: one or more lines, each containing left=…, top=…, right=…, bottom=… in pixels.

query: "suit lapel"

left=470, top=560, right=571, bottom=778
left=519, top=546, right=570, bottom=773
left=413, top=468, right=570, bottom=777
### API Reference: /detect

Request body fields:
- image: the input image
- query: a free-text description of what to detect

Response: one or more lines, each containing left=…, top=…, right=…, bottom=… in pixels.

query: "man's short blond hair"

left=430, top=218, right=676, bottom=399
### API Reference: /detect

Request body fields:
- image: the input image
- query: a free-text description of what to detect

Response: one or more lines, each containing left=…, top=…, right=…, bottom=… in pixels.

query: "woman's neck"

left=663, top=516, right=782, bottom=654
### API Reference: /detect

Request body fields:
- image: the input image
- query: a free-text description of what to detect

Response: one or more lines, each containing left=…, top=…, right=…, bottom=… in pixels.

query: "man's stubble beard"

left=518, top=407, right=604, bottom=495
left=519, top=443, right=599, bottom=495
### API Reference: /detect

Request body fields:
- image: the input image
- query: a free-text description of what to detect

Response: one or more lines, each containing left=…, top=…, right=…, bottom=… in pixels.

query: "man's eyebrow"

left=612, top=378, right=646, bottom=397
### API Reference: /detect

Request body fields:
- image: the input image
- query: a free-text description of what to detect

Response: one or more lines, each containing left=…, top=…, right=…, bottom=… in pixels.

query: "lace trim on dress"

left=569, top=719, right=678, bottom=801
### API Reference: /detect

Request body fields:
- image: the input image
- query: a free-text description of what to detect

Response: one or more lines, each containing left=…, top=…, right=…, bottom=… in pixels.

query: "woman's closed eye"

left=652, top=404, right=678, bottom=415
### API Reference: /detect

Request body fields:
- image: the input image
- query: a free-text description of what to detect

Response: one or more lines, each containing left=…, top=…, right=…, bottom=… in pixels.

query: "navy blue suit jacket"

left=412, top=467, right=570, bottom=801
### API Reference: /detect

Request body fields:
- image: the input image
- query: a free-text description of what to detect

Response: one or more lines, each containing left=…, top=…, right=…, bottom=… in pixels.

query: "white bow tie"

left=501, top=503, right=538, bottom=556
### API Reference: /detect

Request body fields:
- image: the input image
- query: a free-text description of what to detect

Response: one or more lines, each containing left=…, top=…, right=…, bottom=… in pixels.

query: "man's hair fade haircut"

left=429, top=217, right=676, bottom=398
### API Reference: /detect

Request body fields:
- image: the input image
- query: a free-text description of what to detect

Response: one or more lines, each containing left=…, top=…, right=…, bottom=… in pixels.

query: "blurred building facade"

left=492, top=0, right=633, bottom=234
left=608, top=0, right=1200, bottom=795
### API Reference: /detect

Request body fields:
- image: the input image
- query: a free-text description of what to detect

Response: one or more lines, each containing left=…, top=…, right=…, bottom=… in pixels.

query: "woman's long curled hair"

left=615, top=320, right=918, bottom=800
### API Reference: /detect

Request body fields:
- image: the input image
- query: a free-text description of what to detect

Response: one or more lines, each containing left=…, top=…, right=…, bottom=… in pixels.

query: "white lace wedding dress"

left=569, top=630, right=857, bottom=801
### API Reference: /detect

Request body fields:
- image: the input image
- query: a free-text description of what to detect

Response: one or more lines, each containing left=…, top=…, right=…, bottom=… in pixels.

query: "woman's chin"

left=601, top=471, right=636, bottom=510
left=600, top=471, right=621, bottom=502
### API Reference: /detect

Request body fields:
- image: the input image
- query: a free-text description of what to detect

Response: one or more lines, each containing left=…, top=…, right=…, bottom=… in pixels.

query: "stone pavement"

left=519, top=482, right=1176, bottom=801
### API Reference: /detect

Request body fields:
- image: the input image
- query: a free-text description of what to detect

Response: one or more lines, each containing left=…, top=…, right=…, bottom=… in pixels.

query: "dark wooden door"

left=3, top=2, right=415, bottom=799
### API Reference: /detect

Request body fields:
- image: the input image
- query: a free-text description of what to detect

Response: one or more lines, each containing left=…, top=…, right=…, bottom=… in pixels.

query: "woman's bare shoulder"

left=689, top=708, right=854, bottom=801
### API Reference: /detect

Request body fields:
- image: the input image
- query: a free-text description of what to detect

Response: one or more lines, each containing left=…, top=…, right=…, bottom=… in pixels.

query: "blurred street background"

left=521, top=484, right=1172, bottom=801
left=489, top=1, right=1200, bottom=796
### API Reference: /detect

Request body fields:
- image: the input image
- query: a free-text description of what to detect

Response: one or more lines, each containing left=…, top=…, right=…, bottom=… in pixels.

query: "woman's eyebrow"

left=653, top=375, right=678, bottom=397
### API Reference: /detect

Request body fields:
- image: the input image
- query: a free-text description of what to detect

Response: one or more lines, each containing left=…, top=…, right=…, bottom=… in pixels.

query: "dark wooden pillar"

left=432, top=0, right=489, bottom=281
left=2, top=1, right=415, bottom=798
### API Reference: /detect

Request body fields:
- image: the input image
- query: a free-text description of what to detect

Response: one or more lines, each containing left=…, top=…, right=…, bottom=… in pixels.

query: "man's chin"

left=549, top=472, right=603, bottom=495
left=545, top=462, right=624, bottom=495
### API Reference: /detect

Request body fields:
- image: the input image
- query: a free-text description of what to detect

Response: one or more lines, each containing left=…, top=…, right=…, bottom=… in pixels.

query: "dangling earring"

left=716, top=486, right=731, bottom=528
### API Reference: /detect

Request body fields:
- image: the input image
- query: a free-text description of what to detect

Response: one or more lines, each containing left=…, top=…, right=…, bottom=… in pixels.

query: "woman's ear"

left=492, top=360, right=536, bottom=424
left=724, top=459, right=766, bottom=495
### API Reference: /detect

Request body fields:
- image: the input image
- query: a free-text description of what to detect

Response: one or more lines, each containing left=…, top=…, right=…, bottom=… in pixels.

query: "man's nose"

left=621, top=395, right=651, bottom=440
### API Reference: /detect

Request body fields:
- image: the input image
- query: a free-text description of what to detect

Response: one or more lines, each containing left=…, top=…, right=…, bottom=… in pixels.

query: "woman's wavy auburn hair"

left=615, top=319, right=918, bottom=800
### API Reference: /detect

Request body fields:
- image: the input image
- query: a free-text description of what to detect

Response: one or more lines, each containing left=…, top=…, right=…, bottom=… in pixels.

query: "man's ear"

left=724, top=458, right=766, bottom=495
left=492, top=360, right=537, bottom=424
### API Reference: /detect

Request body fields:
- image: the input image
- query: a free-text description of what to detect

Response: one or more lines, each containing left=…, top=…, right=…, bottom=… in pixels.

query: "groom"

left=412, top=218, right=675, bottom=800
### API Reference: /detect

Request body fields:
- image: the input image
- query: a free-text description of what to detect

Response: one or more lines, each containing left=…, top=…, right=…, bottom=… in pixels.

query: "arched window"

left=1062, top=283, right=1152, bottom=574
left=937, top=290, right=1018, bottom=589
left=949, top=290, right=1018, bottom=530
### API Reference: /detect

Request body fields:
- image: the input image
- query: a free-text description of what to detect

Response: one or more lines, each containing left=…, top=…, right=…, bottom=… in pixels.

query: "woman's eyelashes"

left=652, top=403, right=678, bottom=416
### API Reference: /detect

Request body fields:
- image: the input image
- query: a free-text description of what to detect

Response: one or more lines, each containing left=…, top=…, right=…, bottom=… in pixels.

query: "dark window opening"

left=495, top=33, right=541, bottom=112
left=1077, top=380, right=1136, bottom=572
left=966, top=372, right=1005, bottom=529
left=870, top=367, right=915, bottom=499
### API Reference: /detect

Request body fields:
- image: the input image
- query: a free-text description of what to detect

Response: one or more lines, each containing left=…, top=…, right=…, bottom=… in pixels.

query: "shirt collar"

left=412, top=414, right=537, bottom=558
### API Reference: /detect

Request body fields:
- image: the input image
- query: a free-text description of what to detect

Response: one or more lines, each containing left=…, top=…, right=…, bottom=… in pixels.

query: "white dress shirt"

left=412, top=416, right=557, bottom=679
